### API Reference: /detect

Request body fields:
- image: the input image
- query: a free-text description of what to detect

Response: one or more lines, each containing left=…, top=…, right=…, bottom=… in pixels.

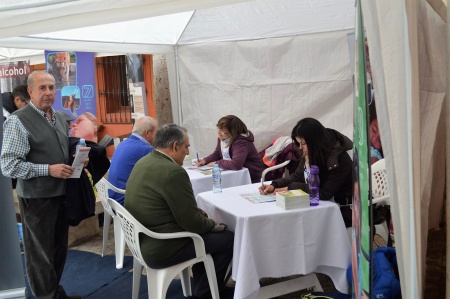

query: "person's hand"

left=259, top=184, right=275, bottom=195
left=49, top=164, right=74, bottom=179
left=274, top=187, right=289, bottom=193
left=210, top=223, right=228, bottom=232
left=198, top=208, right=208, bottom=218
left=81, top=157, right=89, bottom=168
left=206, top=161, right=216, bottom=167
left=194, top=159, right=205, bottom=167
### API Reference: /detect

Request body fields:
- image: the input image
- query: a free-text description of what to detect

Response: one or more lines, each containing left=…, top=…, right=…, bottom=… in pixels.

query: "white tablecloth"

left=196, top=183, right=351, bottom=299
left=184, top=167, right=251, bottom=197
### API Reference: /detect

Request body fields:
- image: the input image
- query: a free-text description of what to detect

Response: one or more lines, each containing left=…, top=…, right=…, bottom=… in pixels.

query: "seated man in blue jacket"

left=108, top=116, right=158, bottom=204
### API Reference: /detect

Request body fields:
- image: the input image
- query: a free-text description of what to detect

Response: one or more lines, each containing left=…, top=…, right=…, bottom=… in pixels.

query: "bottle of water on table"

left=212, top=163, right=222, bottom=193
left=76, top=138, right=86, bottom=156
left=308, top=165, right=320, bottom=206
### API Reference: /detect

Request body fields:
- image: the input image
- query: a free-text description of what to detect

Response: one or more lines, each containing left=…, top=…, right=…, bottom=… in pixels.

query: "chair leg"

left=224, top=259, right=233, bottom=285
left=113, top=219, right=124, bottom=269
left=310, top=273, right=323, bottom=292
left=132, top=258, right=143, bottom=299
left=102, top=212, right=112, bottom=257
left=203, top=255, right=220, bottom=299
left=180, top=268, right=192, bottom=297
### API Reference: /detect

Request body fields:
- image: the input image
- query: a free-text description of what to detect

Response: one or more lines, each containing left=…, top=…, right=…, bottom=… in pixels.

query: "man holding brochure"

left=0, top=71, right=85, bottom=299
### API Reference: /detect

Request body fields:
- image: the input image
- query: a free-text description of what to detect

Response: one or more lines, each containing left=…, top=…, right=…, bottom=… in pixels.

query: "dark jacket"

left=203, top=132, right=266, bottom=183
left=272, top=129, right=353, bottom=206
left=2, top=92, right=16, bottom=118
left=65, top=137, right=110, bottom=226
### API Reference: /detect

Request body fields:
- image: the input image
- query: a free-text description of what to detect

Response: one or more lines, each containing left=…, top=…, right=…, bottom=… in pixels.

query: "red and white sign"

left=0, top=61, right=31, bottom=78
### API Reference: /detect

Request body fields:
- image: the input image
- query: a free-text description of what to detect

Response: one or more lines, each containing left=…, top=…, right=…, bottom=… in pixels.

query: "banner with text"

left=0, top=61, right=30, bottom=93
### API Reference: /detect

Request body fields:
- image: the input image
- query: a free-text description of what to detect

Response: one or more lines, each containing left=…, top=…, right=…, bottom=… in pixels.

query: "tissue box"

left=276, top=189, right=309, bottom=210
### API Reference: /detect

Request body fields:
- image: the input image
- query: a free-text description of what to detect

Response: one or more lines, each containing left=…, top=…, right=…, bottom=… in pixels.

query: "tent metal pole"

left=175, top=45, right=182, bottom=125
left=446, top=2, right=450, bottom=298
left=172, top=11, right=195, bottom=125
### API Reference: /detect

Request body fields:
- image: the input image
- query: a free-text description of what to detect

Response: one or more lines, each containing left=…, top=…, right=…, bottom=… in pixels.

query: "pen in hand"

left=197, top=152, right=200, bottom=163
left=260, top=182, right=267, bottom=195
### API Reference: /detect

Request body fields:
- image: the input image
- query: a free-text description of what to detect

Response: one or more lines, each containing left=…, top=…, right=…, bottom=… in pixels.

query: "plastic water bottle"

left=212, top=164, right=222, bottom=193
left=308, top=165, right=320, bottom=206
left=76, top=138, right=86, bottom=156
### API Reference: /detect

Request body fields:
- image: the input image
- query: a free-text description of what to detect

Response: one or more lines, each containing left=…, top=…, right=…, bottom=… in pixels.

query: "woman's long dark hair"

left=291, top=118, right=333, bottom=174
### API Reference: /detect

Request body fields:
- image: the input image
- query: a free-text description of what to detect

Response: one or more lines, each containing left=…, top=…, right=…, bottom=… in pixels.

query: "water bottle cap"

left=214, top=163, right=219, bottom=168
left=310, top=165, right=319, bottom=175
left=80, top=138, right=85, bottom=143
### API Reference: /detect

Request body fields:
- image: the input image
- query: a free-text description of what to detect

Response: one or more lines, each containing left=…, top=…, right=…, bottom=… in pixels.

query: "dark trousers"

left=147, top=230, right=234, bottom=298
left=19, top=196, right=69, bottom=299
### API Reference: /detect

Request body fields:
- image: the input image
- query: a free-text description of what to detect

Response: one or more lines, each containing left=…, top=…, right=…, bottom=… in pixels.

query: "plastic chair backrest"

left=108, top=199, right=207, bottom=266
left=96, top=177, right=125, bottom=216
left=113, top=137, right=121, bottom=149
left=371, top=159, right=390, bottom=205
left=259, top=137, right=300, bottom=181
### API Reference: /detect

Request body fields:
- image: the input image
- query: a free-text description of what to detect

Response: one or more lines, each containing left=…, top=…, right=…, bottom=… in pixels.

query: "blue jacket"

left=373, top=247, right=401, bottom=299
left=108, top=134, right=153, bottom=204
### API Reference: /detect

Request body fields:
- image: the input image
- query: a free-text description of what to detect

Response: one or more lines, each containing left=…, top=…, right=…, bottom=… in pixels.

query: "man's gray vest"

left=15, top=105, right=69, bottom=198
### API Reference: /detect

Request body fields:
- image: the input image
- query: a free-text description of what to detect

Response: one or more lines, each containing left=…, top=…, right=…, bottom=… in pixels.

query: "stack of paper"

left=275, top=189, right=310, bottom=210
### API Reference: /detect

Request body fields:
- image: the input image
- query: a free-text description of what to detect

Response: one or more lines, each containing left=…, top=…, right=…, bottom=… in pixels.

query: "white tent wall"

left=178, top=30, right=354, bottom=157
left=362, top=0, right=447, bottom=298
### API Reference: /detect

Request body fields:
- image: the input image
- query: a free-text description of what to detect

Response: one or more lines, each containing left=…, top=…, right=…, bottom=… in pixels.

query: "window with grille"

left=96, top=55, right=132, bottom=123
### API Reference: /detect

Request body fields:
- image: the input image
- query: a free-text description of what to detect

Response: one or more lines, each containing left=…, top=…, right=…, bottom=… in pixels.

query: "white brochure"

left=69, top=147, right=91, bottom=178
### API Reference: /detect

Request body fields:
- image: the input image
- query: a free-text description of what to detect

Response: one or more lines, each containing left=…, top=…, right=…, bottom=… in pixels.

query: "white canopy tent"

left=0, top=0, right=447, bottom=298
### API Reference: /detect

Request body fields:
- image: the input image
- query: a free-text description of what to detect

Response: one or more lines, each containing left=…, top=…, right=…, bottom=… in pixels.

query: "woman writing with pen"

left=259, top=118, right=353, bottom=226
left=195, top=115, right=266, bottom=183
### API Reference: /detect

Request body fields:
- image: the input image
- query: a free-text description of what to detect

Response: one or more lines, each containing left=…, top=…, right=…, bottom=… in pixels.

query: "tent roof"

left=0, top=0, right=354, bottom=62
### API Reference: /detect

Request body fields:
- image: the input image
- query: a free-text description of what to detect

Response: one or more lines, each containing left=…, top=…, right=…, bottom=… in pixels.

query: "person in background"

left=125, top=124, right=233, bottom=299
left=259, top=117, right=353, bottom=226
left=108, top=116, right=158, bottom=205
left=1, top=71, right=84, bottom=299
left=368, top=101, right=382, bottom=165
left=196, top=115, right=266, bottom=183
left=1, top=85, right=30, bottom=188
left=2, top=84, right=30, bottom=119
left=66, top=112, right=110, bottom=226
left=70, top=112, right=98, bottom=143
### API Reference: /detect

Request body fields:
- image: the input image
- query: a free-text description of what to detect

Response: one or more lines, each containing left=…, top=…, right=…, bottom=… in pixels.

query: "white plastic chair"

left=113, top=137, right=121, bottom=148
left=371, top=159, right=391, bottom=243
left=371, top=159, right=389, bottom=206
left=108, top=199, right=220, bottom=299
left=95, top=177, right=126, bottom=269
left=260, top=160, right=290, bottom=189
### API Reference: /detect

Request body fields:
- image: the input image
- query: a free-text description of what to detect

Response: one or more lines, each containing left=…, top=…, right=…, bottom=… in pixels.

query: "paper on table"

left=68, top=147, right=90, bottom=178
left=241, top=193, right=276, bottom=203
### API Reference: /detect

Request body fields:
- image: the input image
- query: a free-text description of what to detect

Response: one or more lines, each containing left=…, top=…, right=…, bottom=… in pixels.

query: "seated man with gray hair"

left=125, top=124, right=234, bottom=299
left=108, top=116, right=158, bottom=205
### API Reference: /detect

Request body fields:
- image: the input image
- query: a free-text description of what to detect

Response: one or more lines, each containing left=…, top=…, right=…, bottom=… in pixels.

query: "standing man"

left=2, top=84, right=30, bottom=119
left=125, top=124, right=233, bottom=299
left=1, top=71, right=82, bottom=299
left=108, top=116, right=158, bottom=205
